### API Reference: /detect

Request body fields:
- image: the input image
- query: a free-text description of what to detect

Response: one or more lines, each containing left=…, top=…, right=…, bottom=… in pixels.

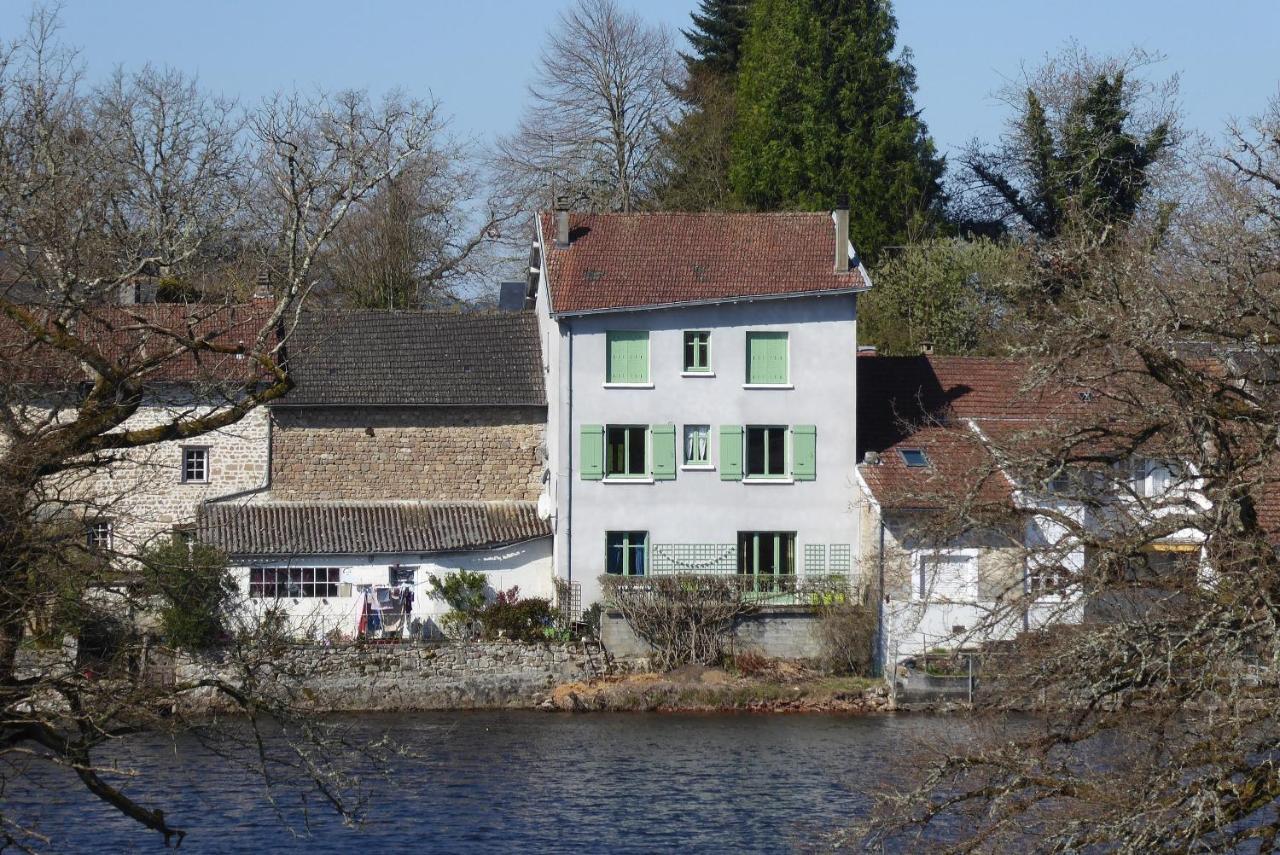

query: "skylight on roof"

left=899, top=448, right=929, bottom=468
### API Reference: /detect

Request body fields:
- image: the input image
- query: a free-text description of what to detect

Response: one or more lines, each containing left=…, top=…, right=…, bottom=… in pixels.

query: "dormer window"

left=899, top=448, right=929, bottom=468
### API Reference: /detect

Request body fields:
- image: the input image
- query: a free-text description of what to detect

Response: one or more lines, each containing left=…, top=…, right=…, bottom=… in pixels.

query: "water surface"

left=8, top=711, right=960, bottom=853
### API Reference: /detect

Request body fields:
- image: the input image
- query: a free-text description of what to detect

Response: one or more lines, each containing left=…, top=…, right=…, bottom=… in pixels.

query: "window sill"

left=681, top=371, right=715, bottom=378
left=180, top=480, right=210, bottom=486
left=603, top=382, right=654, bottom=389
left=743, top=477, right=795, bottom=485
left=742, top=383, right=793, bottom=390
left=680, top=464, right=714, bottom=471
left=603, top=476, right=655, bottom=484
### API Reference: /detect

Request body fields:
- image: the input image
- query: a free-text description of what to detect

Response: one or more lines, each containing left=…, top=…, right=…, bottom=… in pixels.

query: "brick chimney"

left=554, top=196, right=570, bottom=248
left=833, top=193, right=850, bottom=272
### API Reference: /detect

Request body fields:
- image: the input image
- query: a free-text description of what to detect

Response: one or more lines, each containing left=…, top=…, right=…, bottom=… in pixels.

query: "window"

left=899, top=448, right=928, bottom=468
left=606, top=330, right=649, bottom=384
left=606, top=531, right=648, bottom=576
left=918, top=553, right=978, bottom=601
left=606, top=426, right=648, bottom=477
left=745, top=426, right=787, bottom=478
left=684, top=424, right=710, bottom=466
left=683, top=331, right=711, bottom=373
left=745, top=331, right=788, bottom=385
left=1027, top=562, right=1069, bottom=597
left=738, top=532, right=795, bottom=591
left=249, top=567, right=340, bottom=599
left=86, top=520, right=112, bottom=550
left=182, top=446, right=209, bottom=483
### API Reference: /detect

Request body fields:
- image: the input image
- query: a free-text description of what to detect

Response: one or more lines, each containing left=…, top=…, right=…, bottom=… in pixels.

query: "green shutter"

left=719, top=425, right=743, bottom=480
left=746, top=332, right=788, bottom=384
left=792, top=424, right=816, bottom=480
left=607, top=331, right=648, bottom=383
left=580, top=424, right=604, bottom=480
left=651, top=424, right=676, bottom=480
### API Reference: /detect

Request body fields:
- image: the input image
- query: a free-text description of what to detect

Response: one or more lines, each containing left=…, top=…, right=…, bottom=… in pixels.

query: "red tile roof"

left=0, top=301, right=278, bottom=388
left=859, top=425, right=1014, bottom=511
left=538, top=211, right=866, bottom=314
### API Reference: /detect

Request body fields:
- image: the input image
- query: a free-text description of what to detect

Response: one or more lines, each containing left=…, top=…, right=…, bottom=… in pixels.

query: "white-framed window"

left=917, top=552, right=978, bottom=601
left=250, top=567, right=340, bottom=599
left=683, top=424, right=711, bottom=466
left=86, top=520, right=112, bottom=550
left=1026, top=562, right=1069, bottom=598
left=1117, top=457, right=1186, bottom=498
left=182, top=446, right=209, bottom=483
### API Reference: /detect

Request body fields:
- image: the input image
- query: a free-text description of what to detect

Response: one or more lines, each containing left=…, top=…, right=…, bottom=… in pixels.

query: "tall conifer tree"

left=729, top=0, right=944, bottom=261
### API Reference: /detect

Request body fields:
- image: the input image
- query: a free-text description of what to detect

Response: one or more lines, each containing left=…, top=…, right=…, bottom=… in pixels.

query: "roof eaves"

left=548, top=284, right=869, bottom=319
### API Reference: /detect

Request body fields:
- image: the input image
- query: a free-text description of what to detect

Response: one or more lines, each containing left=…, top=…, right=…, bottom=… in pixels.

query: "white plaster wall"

left=544, top=293, right=860, bottom=606
left=228, top=537, right=554, bottom=640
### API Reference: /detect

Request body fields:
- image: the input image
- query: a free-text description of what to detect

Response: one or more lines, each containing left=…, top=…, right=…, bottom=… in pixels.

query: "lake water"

left=6, top=711, right=964, bottom=853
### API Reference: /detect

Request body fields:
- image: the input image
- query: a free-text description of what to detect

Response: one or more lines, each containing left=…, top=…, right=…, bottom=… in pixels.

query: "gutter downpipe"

left=566, top=320, right=574, bottom=591
left=877, top=516, right=886, bottom=679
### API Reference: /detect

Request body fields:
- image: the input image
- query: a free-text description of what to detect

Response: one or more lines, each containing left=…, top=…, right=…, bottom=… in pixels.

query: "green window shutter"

left=746, top=332, right=788, bottom=384
left=719, top=425, right=743, bottom=481
left=651, top=424, right=676, bottom=480
left=792, top=424, right=816, bottom=480
left=580, top=424, right=604, bottom=480
left=607, top=331, right=648, bottom=383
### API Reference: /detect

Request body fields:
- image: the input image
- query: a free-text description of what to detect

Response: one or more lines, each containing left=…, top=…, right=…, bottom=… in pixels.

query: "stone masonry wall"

left=270, top=406, right=545, bottom=501
left=66, top=399, right=269, bottom=552
left=175, top=640, right=595, bottom=712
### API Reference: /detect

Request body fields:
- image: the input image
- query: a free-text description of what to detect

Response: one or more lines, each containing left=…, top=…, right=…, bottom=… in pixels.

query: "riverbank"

left=542, top=663, right=892, bottom=713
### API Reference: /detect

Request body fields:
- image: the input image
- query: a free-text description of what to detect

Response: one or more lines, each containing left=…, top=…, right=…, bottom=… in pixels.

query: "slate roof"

left=537, top=211, right=867, bottom=314
left=279, top=310, right=545, bottom=407
left=198, top=500, right=550, bottom=557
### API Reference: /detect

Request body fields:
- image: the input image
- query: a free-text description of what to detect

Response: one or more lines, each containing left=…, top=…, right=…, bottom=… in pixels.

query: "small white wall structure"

left=228, top=537, right=554, bottom=640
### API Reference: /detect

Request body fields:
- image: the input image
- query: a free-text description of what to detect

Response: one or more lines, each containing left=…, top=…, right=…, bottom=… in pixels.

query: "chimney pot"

left=833, top=199, right=850, bottom=273
left=554, top=196, right=570, bottom=247
left=921, top=341, right=934, bottom=356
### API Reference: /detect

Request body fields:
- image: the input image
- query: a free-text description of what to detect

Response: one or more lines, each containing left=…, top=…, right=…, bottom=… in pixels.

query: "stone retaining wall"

left=600, top=605, right=824, bottom=662
left=176, top=639, right=598, bottom=713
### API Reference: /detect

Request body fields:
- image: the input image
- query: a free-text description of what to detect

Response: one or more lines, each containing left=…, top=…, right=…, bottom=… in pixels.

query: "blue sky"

left=5, top=1, right=1279, bottom=158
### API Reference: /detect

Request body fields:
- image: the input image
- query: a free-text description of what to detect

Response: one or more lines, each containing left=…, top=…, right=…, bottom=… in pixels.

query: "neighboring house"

left=198, top=310, right=553, bottom=638
left=529, top=205, right=871, bottom=609
left=855, top=354, right=1211, bottom=670
left=0, top=302, right=276, bottom=558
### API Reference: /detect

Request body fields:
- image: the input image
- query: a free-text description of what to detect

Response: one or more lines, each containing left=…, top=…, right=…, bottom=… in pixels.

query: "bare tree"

left=319, top=107, right=517, bottom=310
left=849, top=98, right=1280, bottom=852
left=0, top=11, right=440, bottom=846
left=493, top=0, right=680, bottom=213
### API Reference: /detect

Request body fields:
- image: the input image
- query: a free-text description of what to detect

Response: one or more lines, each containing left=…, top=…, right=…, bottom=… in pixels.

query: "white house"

left=854, top=353, right=1209, bottom=670
left=528, top=205, right=871, bottom=608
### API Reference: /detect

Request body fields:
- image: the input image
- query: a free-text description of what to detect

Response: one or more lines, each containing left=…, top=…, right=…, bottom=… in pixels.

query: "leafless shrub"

left=816, top=602, right=876, bottom=676
left=601, top=574, right=758, bottom=671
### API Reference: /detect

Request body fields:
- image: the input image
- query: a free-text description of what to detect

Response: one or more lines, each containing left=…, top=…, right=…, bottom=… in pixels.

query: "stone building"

left=0, top=301, right=277, bottom=559
left=198, top=309, right=553, bottom=639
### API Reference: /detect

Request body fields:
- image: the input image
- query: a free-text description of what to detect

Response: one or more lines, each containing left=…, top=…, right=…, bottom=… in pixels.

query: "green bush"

left=481, top=597, right=555, bottom=642
left=427, top=570, right=487, bottom=616
left=137, top=537, right=235, bottom=650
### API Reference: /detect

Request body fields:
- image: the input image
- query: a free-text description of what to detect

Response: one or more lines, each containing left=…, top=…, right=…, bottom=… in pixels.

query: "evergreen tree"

left=681, top=0, right=752, bottom=76
left=964, top=72, right=1171, bottom=241
left=728, top=0, right=945, bottom=262
left=657, top=1, right=753, bottom=210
